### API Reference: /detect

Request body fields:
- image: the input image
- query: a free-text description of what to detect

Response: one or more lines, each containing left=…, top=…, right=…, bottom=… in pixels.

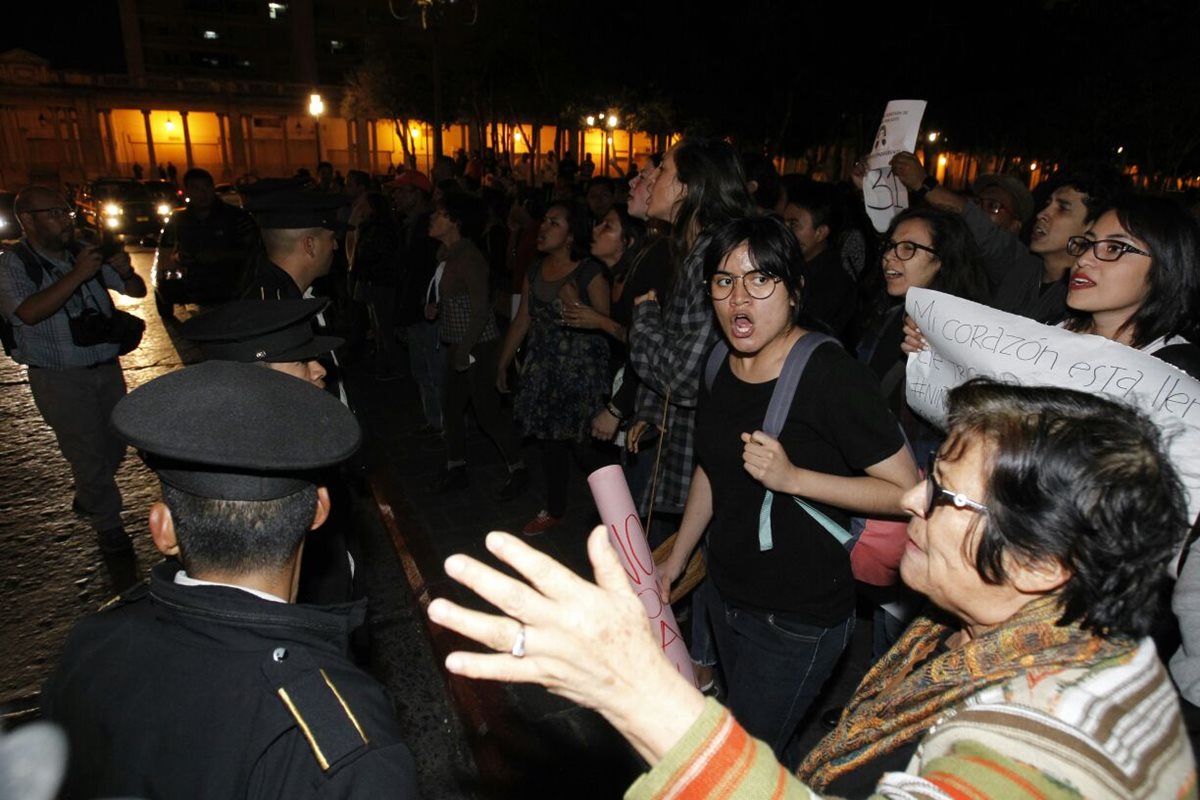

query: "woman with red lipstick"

left=1062, top=194, right=1200, bottom=358
left=1058, top=194, right=1200, bottom=726
left=658, top=216, right=919, bottom=767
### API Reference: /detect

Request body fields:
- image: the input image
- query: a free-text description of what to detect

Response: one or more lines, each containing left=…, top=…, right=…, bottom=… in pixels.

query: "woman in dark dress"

left=496, top=202, right=612, bottom=535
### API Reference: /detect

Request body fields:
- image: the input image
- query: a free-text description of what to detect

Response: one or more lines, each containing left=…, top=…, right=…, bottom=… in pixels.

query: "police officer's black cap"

left=178, top=299, right=342, bottom=363
left=111, top=361, right=361, bottom=500
left=242, top=187, right=348, bottom=232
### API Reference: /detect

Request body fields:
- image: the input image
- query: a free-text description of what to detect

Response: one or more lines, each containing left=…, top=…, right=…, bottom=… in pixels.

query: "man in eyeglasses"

left=891, top=152, right=1118, bottom=324
left=969, top=174, right=1034, bottom=237
left=0, top=186, right=147, bottom=579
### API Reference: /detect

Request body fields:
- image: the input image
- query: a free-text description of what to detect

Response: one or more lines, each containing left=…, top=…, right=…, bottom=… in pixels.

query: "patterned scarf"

left=796, top=595, right=1135, bottom=790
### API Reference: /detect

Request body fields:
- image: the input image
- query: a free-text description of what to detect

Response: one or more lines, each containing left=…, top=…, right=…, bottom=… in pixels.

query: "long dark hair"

left=862, top=207, right=989, bottom=331
left=1062, top=194, right=1200, bottom=348
left=602, top=203, right=647, bottom=280
left=669, top=137, right=755, bottom=259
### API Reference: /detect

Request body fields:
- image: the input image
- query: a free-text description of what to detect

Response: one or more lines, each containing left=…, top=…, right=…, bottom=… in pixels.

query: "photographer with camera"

left=0, top=186, right=146, bottom=581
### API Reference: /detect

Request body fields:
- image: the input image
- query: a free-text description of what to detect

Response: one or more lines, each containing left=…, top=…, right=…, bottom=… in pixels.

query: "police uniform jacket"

left=42, top=562, right=418, bottom=799
left=243, top=254, right=305, bottom=300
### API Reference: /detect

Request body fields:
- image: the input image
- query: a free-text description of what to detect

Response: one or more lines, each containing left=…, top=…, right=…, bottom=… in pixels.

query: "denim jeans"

left=696, top=579, right=854, bottom=769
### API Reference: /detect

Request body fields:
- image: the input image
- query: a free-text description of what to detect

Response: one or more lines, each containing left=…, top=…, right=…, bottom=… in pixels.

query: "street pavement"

left=0, top=249, right=876, bottom=798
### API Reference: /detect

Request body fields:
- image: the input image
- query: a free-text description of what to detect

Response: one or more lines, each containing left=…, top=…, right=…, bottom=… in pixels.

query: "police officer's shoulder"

left=96, top=577, right=150, bottom=613
left=263, top=645, right=402, bottom=776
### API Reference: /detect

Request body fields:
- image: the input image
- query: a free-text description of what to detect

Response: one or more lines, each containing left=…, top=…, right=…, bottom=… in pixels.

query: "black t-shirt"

left=695, top=341, right=905, bottom=624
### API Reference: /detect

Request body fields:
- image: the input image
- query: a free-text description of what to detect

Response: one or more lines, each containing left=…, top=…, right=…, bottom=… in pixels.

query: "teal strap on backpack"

left=792, top=497, right=853, bottom=546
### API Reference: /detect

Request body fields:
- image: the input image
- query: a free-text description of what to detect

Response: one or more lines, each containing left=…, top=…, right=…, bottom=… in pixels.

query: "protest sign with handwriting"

left=904, top=288, right=1200, bottom=525
left=863, top=99, right=927, bottom=233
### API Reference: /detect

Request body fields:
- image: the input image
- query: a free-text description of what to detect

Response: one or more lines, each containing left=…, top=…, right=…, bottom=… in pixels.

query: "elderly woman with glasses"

left=428, top=378, right=1195, bottom=799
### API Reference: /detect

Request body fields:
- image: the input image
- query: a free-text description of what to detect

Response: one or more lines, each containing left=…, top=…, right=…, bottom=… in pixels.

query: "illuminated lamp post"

left=605, top=114, right=618, bottom=176
left=309, top=92, right=325, bottom=164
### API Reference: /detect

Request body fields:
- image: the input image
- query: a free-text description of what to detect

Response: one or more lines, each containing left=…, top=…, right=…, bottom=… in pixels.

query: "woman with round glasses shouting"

left=656, top=215, right=919, bottom=767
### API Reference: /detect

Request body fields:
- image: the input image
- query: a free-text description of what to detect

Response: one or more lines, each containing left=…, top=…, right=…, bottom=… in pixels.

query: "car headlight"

left=103, top=203, right=122, bottom=216
left=157, top=203, right=171, bottom=217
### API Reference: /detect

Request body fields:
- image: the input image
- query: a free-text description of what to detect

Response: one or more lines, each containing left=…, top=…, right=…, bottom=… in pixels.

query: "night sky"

left=1, top=4, right=125, bottom=72
left=5, top=0, right=1200, bottom=170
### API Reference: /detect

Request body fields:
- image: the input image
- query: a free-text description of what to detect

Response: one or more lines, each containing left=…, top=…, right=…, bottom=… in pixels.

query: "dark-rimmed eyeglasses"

left=882, top=240, right=939, bottom=261
left=25, top=207, right=75, bottom=219
left=707, top=270, right=782, bottom=301
left=925, top=452, right=989, bottom=516
left=1065, top=236, right=1150, bottom=262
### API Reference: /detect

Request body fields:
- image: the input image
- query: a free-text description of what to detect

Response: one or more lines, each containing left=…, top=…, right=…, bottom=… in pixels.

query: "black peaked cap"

left=111, top=361, right=360, bottom=500
left=242, top=186, right=348, bottom=231
left=178, top=298, right=342, bottom=363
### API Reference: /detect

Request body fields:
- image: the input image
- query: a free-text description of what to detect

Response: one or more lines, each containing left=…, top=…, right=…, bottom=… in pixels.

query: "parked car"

left=214, top=183, right=243, bottom=208
left=141, top=179, right=185, bottom=222
left=75, top=179, right=162, bottom=244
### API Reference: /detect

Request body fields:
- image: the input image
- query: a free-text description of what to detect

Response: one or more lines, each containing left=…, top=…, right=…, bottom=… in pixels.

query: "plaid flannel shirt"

left=628, top=245, right=717, bottom=514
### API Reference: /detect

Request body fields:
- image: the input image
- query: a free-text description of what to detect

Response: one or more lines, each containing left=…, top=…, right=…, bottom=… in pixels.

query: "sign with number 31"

left=864, top=99, right=927, bottom=233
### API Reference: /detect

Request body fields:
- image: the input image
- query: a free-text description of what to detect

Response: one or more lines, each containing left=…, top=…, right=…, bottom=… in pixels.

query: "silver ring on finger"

left=510, top=624, right=527, bottom=658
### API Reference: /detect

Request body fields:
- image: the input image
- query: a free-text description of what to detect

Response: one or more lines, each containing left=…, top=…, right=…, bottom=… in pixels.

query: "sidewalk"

left=344, top=349, right=875, bottom=798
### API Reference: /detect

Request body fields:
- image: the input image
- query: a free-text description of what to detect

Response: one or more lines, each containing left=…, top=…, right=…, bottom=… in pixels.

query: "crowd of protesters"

left=11, top=126, right=1200, bottom=797
left=355, top=136, right=1200, bottom=794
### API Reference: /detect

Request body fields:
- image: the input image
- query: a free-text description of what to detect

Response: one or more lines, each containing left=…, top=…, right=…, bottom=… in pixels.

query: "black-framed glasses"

left=925, top=452, right=989, bottom=516
left=1065, top=236, right=1150, bottom=262
left=26, top=207, right=75, bottom=219
left=882, top=240, right=939, bottom=261
left=707, top=270, right=782, bottom=301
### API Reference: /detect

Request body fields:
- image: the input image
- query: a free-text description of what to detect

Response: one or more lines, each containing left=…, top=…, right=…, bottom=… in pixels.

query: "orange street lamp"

left=308, top=93, right=325, bottom=164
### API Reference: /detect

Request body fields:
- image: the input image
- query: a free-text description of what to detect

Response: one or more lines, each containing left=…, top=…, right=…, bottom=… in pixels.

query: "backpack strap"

left=755, top=332, right=839, bottom=551
left=703, top=339, right=728, bottom=393
left=762, top=332, right=836, bottom=437
left=12, top=241, right=49, bottom=286
left=0, top=243, right=53, bottom=356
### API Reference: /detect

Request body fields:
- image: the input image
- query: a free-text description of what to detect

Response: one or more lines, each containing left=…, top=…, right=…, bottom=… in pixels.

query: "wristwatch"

left=910, top=175, right=938, bottom=203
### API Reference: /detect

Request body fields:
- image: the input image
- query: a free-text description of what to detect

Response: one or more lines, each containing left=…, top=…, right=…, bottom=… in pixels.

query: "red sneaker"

left=521, top=510, right=563, bottom=536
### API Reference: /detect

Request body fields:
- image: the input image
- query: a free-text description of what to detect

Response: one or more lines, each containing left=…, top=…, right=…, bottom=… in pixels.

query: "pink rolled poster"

left=586, top=465, right=698, bottom=687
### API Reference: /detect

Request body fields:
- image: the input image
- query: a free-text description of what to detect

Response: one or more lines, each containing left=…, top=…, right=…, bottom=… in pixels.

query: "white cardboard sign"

left=863, top=99, right=927, bottom=233
left=904, top=288, right=1200, bottom=526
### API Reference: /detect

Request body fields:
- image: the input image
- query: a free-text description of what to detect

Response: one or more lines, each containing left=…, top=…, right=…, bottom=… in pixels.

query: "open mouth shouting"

left=730, top=312, right=754, bottom=339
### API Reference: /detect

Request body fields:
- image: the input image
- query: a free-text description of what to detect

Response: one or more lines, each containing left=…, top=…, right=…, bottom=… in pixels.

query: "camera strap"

left=15, top=241, right=109, bottom=318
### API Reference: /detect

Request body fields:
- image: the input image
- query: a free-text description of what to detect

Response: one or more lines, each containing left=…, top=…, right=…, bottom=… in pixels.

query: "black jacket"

left=42, top=563, right=417, bottom=799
